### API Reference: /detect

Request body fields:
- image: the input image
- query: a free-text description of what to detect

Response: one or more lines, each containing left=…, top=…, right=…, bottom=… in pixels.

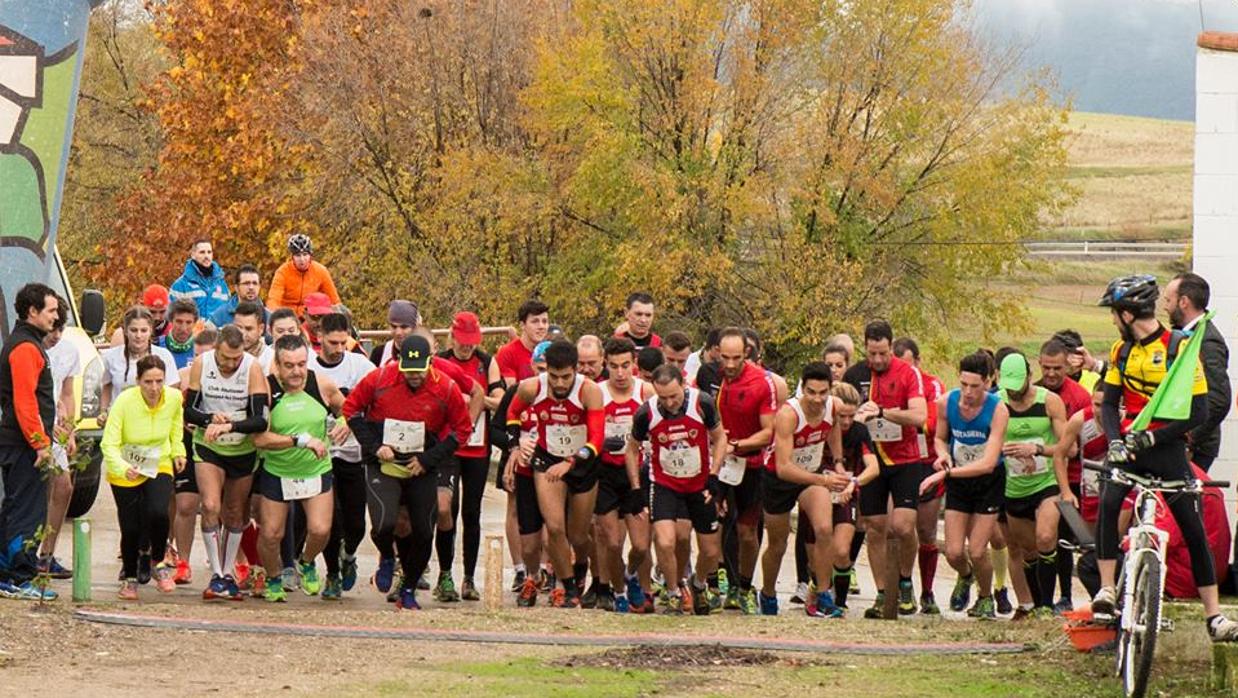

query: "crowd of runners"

left=3, top=236, right=1238, bottom=640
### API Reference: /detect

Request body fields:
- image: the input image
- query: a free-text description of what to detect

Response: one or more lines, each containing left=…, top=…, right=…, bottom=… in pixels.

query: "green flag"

left=1130, top=311, right=1214, bottom=431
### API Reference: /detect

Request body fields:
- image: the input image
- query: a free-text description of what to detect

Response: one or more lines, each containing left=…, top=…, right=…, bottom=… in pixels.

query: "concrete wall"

left=1194, top=41, right=1238, bottom=502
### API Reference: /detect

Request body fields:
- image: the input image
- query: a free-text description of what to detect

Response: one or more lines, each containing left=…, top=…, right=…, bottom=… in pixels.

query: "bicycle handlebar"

left=1083, top=461, right=1230, bottom=490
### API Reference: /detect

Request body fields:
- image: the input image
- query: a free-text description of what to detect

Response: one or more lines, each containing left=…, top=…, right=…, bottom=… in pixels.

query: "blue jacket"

left=170, top=259, right=231, bottom=320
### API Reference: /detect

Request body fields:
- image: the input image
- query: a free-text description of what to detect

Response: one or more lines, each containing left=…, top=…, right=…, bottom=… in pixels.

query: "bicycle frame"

left=1117, top=490, right=1169, bottom=640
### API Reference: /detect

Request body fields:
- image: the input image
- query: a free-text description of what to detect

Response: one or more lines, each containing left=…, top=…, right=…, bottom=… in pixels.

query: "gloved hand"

left=1124, top=430, right=1155, bottom=454
left=1107, top=439, right=1132, bottom=465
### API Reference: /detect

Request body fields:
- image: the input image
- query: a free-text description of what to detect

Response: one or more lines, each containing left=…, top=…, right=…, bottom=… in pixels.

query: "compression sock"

left=222, top=527, right=245, bottom=576
left=1024, top=558, right=1041, bottom=608
left=435, top=528, right=455, bottom=575
left=1037, top=551, right=1058, bottom=609
left=992, top=546, right=1009, bottom=590
left=918, top=543, right=939, bottom=595
left=849, top=530, right=866, bottom=565
left=201, top=525, right=223, bottom=577
left=833, top=566, right=852, bottom=608
left=1056, top=544, right=1074, bottom=600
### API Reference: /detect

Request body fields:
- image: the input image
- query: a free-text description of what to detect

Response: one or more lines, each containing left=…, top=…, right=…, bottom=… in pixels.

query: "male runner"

left=576, top=335, right=605, bottom=382
left=497, top=300, right=550, bottom=386
left=232, top=301, right=274, bottom=372
left=614, top=292, right=660, bottom=349
left=368, top=300, right=420, bottom=366
left=660, top=331, right=693, bottom=374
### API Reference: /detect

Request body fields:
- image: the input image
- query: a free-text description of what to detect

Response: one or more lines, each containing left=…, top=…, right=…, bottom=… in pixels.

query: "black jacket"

left=1188, top=318, right=1231, bottom=462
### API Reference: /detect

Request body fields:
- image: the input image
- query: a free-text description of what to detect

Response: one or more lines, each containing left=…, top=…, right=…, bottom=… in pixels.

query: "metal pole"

left=72, top=518, right=91, bottom=602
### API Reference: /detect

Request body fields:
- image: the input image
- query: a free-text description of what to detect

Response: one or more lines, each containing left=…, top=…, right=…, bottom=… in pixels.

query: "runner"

left=893, top=337, right=946, bottom=615
left=995, top=352, right=1070, bottom=619
left=343, top=334, right=472, bottom=610
left=208, top=264, right=270, bottom=329
left=170, top=239, right=231, bottom=321
left=1091, top=274, right=1238, bottom=640
left=594, top=337, right=654, bottom=612
left=501, top=341, right=552, bottom=606
left=505, top=339, right=605, bottom=607
left=302, top=293, right=333, bottom=354
left=918, top=351, right=1008, bottom=620
left=614, top=292, right=660, bottom=349
left=660, top=331, right=693, bottom=375
left=1036, top=338, right=1094, bottom=613
left=436, top=311, right=504, bottom=602
left=760, top=362, right=849, bottom=618
left=184, top=324, right=270, bottom=600
left=100, top=306, right=181, bottom=426
left=368, top=300, right=419, bottom=366
left=308, top=313, right=376, bottom=600
left=266, top=233, right=341, bottom=317
left=232, top=301, right=274, bottom=372
left=629, top=364, right=725, bottom=615
left=824, top=382, right=881, bottom=611
left=636, top=346, right=665, bottom=382
left=496, top=300, right=550, bottom=386
left=576, top=335, right=605, bottom=382
left=689, top=328, right=723, bottom=396
left=683, top=328, right=719, bottom=387
left=823, top=342, right=850, bottom=384
left=269, top=308, right=304, bottom=343
left=160, top=299, right=199, bottom=370
left=101, top=355, right=186, bottom=599
left=715, top=327, right=777, bottom=614
left=852, top=320, right=926, bottom=618
left=36, top=299, right=78, bottom=580
left=253, top=334, right=351, bottom=603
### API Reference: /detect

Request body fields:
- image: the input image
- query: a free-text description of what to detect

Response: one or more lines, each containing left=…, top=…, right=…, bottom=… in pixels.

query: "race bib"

left=545, top=423, right=587, bottom=458
left=383, top=419, right=426, bottom=453
left=122, top=443, right=162, bottom=478
left=1006, top=438, right=1048, bottom=477
left=467, top=412, right=487, bottom=448
left=1080, top=419, right=1103, bottom=444
left=660, top=445, right=702, bottom=478
left=605, top=417, right=633, bottom=453
left=215, top=410, right=249, bottom=446
left=719, top=453, right=747, bottom=485
left=1081, top=458, right=1104, bottom=498
left=870, top=418, right=902, bottom=442
left=791, top=442, right=825, bottom=472
left=916, top=433, right=929, bottom=460
left=281, top=476, right=323, bottom=501
left=952, top=442, right=985, bottom=468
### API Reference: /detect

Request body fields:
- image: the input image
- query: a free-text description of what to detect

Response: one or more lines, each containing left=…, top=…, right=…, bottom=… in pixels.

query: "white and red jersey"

left=529, top=373, right=590, bottom=459
left=1078, top=404, right=1108, bottom=523
left=768, top=397, right=834, bottom=474
left=642, top=389, right=713, bottom=493
left=599, top=377, right=645, bottom=468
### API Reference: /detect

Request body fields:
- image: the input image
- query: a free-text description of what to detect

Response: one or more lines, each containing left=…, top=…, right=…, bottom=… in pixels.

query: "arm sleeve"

left=9, top=343, right=51, bottom=449
left=230, top=393, right=269, bottom=434
left=183, top=389, right=212, bottom=427
left=584, top=407, right=604, bottom=456
left=1100, top=382, right=1124, bottom=442
left=266, top=264, right=287, bottom=311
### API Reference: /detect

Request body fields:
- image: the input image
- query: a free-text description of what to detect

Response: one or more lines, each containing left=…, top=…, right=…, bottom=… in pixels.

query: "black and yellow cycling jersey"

left=1103, top=325, right=1206, bottom=430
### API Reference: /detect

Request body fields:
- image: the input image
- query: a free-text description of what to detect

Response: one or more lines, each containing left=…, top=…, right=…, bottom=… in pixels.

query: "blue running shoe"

left=374, top=557, right=396, bottom=594
left=12, top=581, right=57, bottom=601
left=614, top=595, right=630, bottom=613
left=396, top=587, right=420, bottom=611
left=203, top=573, right=232, bottom=601
left=341, top=552, right=358, bottom=591
left=626, top=575, right=646, bottom=609
left=807, top=590, right=844, bottom=618
left=759, top=590, right=779, bottom=616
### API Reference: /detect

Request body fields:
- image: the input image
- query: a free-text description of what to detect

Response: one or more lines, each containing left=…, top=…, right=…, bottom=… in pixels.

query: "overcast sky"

left=973, top=0, right=1238, bottom=120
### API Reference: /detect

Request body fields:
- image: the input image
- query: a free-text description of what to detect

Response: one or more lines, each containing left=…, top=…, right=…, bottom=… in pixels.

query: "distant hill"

left=974, top=0, right=1238, bottom=120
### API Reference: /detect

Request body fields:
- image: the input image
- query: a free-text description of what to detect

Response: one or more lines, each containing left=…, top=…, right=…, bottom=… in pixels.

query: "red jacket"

left=342, top=362, right=472, bottom=464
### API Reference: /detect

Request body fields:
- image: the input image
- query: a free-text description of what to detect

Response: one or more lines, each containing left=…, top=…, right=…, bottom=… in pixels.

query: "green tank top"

left=261, top=389, right=331, bottom=479
left=1001, top=386, right=1058, bottom=499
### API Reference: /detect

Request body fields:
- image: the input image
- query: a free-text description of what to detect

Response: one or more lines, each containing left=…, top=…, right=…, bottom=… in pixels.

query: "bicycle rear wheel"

left=1121, top=555, right=1162, bottom=698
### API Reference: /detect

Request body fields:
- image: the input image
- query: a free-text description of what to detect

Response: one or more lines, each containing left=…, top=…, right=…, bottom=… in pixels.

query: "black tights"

left=454, top=456, right=490, bottom=579
left=366, top=463, right=437, bottom=588
left=324, top=459, right=368, bottom=576
left=112, top=475, right=173, bottom=579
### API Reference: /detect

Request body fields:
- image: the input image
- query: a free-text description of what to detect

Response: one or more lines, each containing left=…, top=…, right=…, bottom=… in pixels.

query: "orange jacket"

left=266, top=260, right=341, bottom=317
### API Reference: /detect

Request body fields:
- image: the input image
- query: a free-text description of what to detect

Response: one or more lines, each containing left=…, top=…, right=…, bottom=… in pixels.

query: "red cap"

left=451, top=311, right=482, bottom=345
left=304, top=292, right=333, bottom=316
left=142, top=284, right=169, bottom=309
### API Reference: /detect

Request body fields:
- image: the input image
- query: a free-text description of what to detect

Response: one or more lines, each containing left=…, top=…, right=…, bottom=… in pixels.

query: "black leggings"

left=111, top=475, right=173, bottom=579
left=454, top=456, right=490, bottom=579
left=1097, top=443, right=1216, bottom=588
left=366, top=462, right=437, bottom=588
left=324, top=459, right=368, bottom=577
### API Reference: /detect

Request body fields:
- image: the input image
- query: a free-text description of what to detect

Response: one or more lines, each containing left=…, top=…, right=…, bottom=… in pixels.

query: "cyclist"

left=1092, top=274, right=1238, bottom=641
left=267, top=233, right=340, bottom=317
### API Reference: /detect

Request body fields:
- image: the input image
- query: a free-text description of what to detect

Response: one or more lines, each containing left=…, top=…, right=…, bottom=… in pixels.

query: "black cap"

left=398, top=335, right=432, bottom=373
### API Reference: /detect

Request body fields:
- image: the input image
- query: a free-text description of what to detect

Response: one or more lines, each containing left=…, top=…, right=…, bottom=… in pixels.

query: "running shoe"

left=692, top=587, right=712, bottom=616
left=549, top=588, right=569, bottom=608
left=949, top=575, right=973, bottom=612
left=1011, top=606, right=1033, bottom=622
left=396, top=587, right=420, bottom=610
left=863, top=591, right=885, bottom=619
left=264, top=578, right=287, bottom=603
left=849, top=567, right=860, bottom=595
left=614, top=595, right=631, bottom=613
left=920, top=592, right=940, bottom=615
left=1030, top=606, right=1055, bottom=620
left=738, top=588, right=759, bottom=615
left=434, top=572, right=460, bottom=602
left=716, top=568, right=730, bottom=596
left=322, top=574, right=343, bottom=601
left=299, top=560, right=321, bottom=596
left=806, top=590, right=845, bottom=619
left=224, top=574, right=244, bottom=600
left=281, top=566, right=300, bottom=593
left=1209, top=616, right=1238, bottom=642
left=510, top=568, right=527, bottom=593
left=234, top=561, right=251, bottom=587
left=460, top=577, right=480, bottom=601
left=251, top=568, right=267, bottom=598
left=11, top=581, right=57, bottom=601
left=968, top=595, right=997, bottom=621
left=724, top=585, right=741, bottom=610
left=118, top=579, right=139, bottom=601
left=373, top=557, right=396, bottom=594
left=790, top=582, right=808, bottom=605
left=137, top=550, right=152, bottom=585
left=759, top=590, right=779, bottom=616
left=564, top=583, right=583, bottom=608
left=203, top=573, right=232, bottom=601
left=38, top=556, right=73, bottom=580
left=517, top=578, right=539, bottom=607
left=662, top=594, right=685, bottom=615
left=994, top=587, right=1013, bottom=615
left=1053, top=597, right=1074, bottom=615
left=1090, top=586, right=1116, bottom=617
left=706, top=587, right=723, bottom=614
left=539, top=568, right=555, bottom=594
left=340, top=551, right=359, bottom=591
left=580, top=579, right=600, bottom=609
left=897, top=579, right=917, bottom=615
left=0, top=581, right=16, bottom=598
left=626, top=575, right=646, bottom=609
left=630, top=596, right=656, bottom=614
left=596, top=587, right=615, bottom=612
left=174, top=558, right=192, bottom=585
left=154, top=562, right=176, bottom=593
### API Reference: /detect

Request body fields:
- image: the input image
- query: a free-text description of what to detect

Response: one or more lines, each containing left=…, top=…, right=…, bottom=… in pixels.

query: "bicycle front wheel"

left=1122, top=555, right=1162, bottom=698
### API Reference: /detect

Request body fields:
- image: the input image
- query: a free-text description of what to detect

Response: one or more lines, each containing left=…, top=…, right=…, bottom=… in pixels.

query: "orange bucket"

left=1064, top=620, right=1117, bottom=652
